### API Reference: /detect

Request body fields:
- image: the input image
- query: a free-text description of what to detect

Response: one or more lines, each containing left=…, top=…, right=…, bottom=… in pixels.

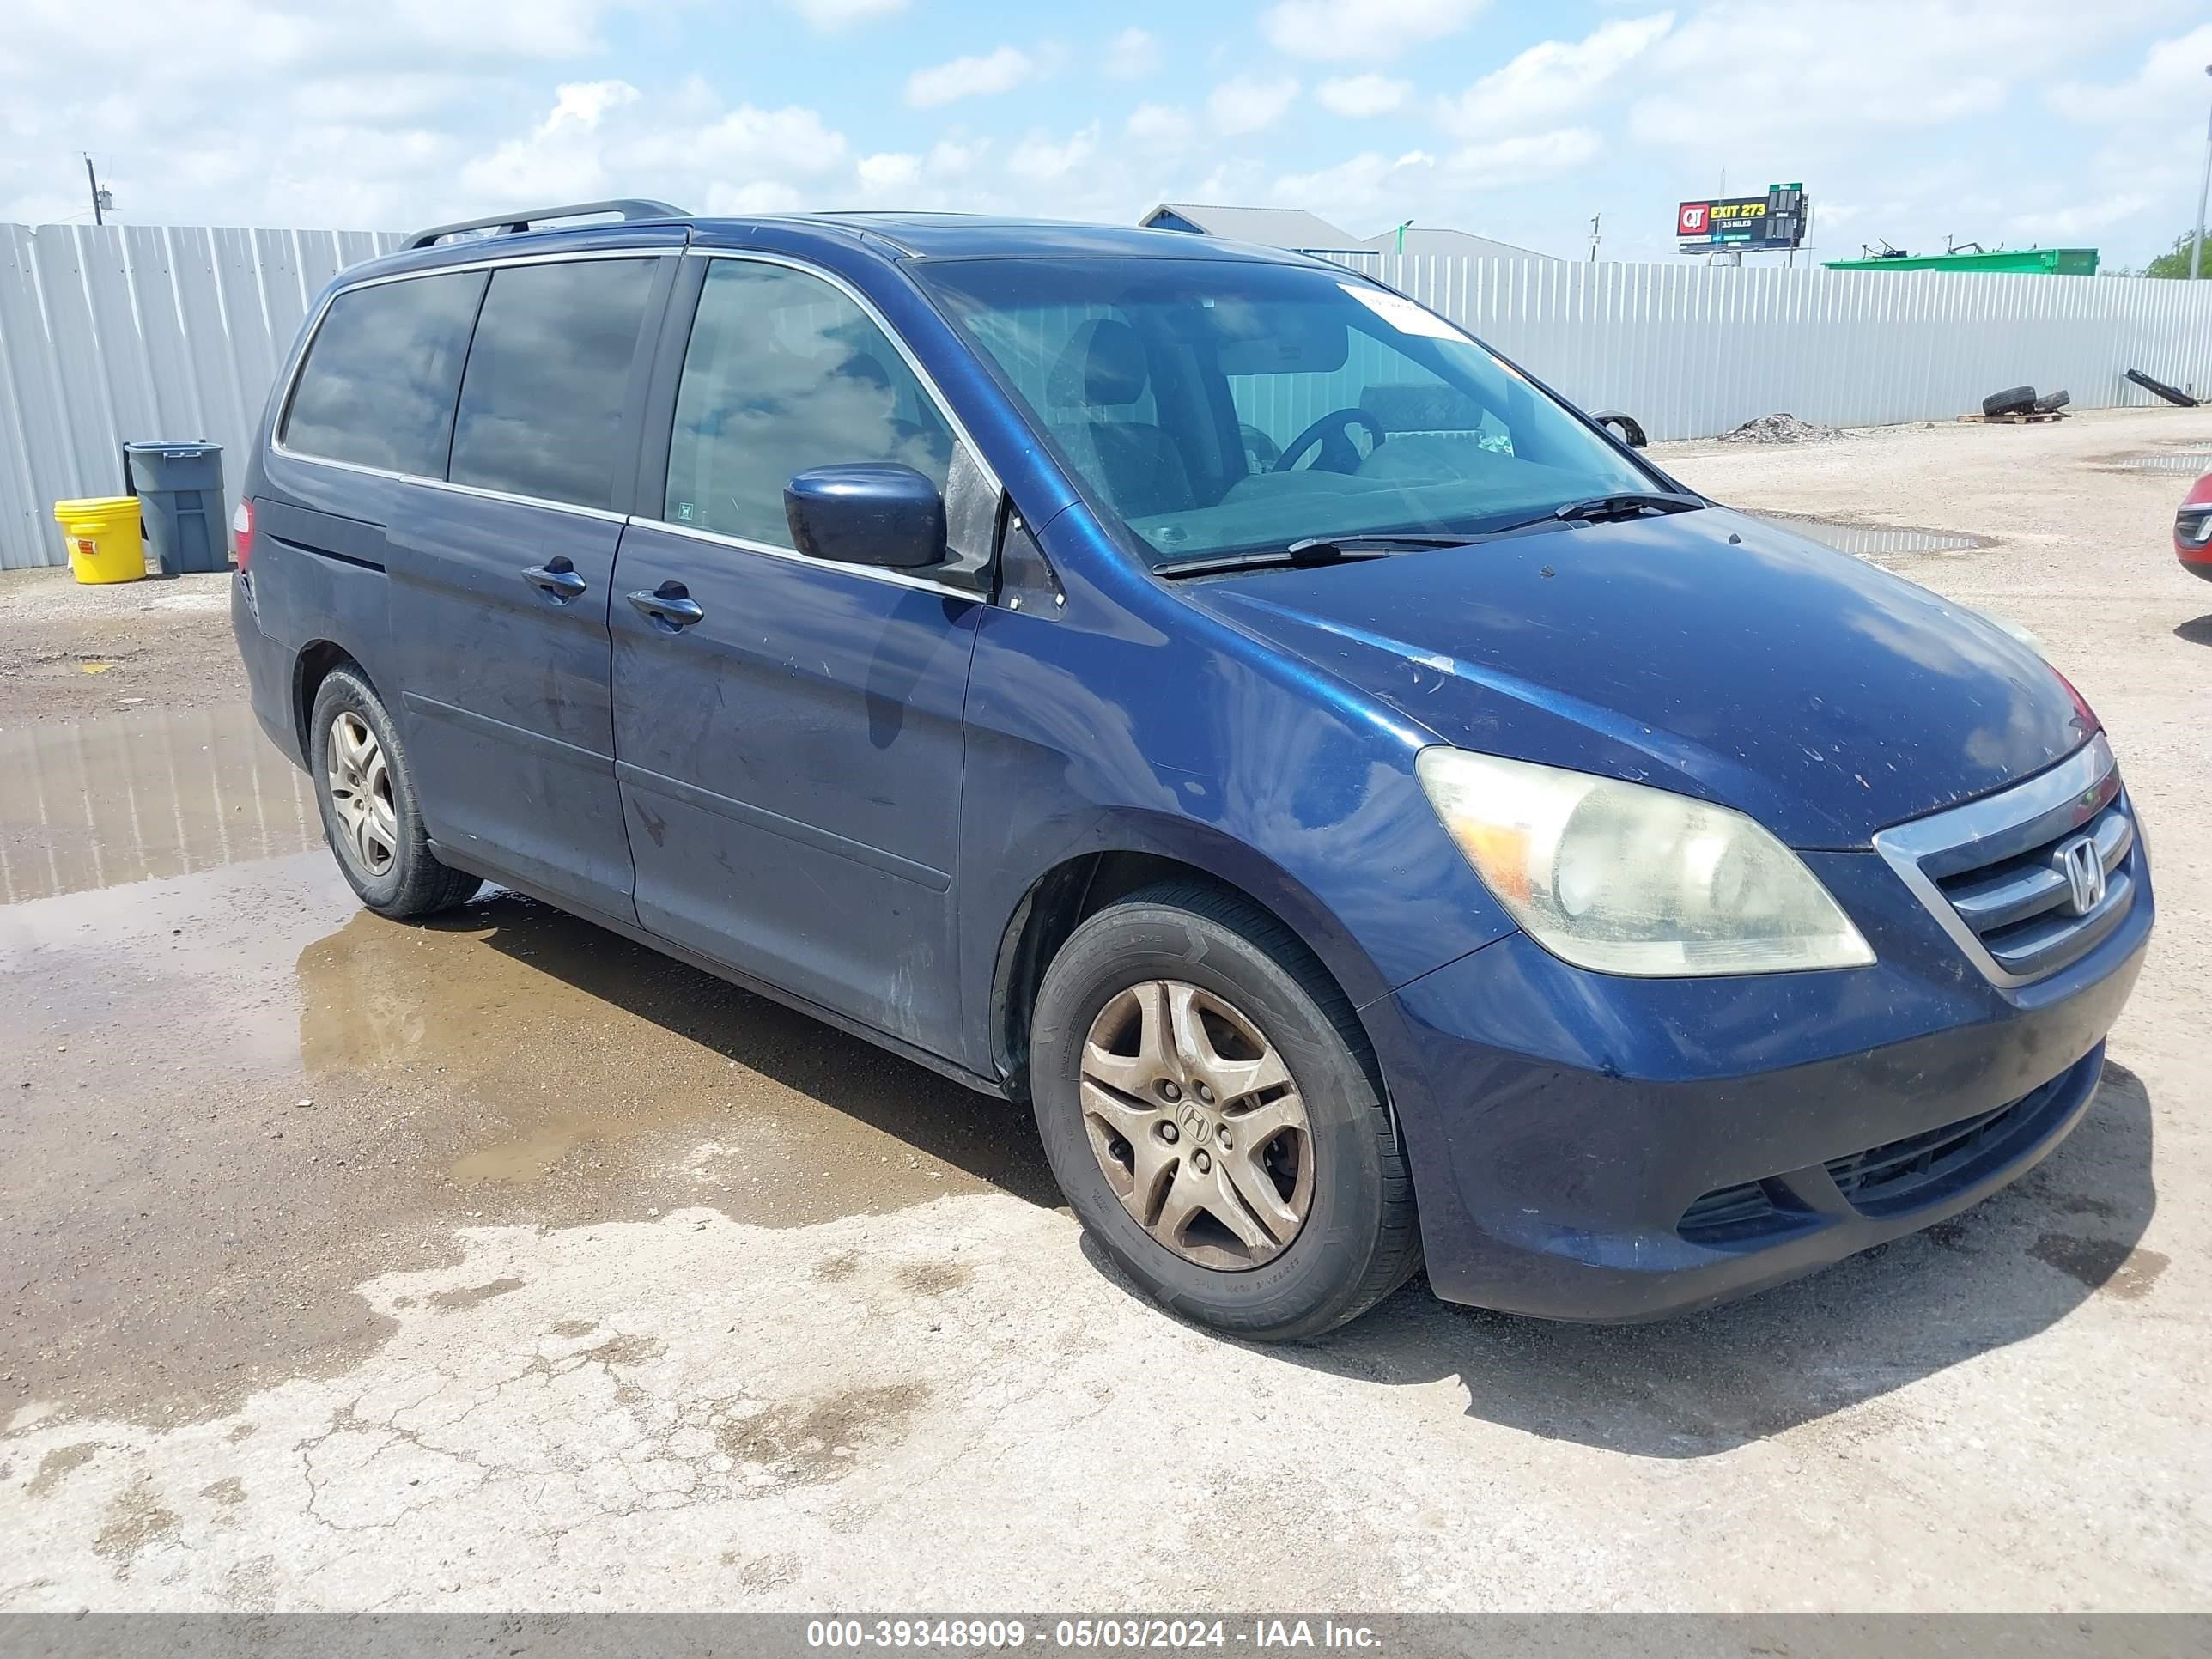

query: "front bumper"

left=1370, top=830, right=2153, bottom=1322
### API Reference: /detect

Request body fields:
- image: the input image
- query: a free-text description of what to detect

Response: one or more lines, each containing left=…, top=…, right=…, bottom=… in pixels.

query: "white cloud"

left=702, top=180, right=810, bottom=216
left=1447, top=126, right=1601, bottom=184
left=1438, top=14, right=1673, bottom=137
left=635, top=103, right=849, bottom=179
left=458, top=88, right=848, bottom=220
left=1261, top=0, right=1486, bottom=64
left=926, top=135, right=990, bottom=178
left=2005, top=193, right=2156, bottom=240
left=1273, top=127, right=1595, bottom=241
left=1273, top=150, right=1437, bottom=222
left=905, top=46, right=1034, bottom=110
left=1105, top=27, right=1160, bottom=80
left=1007, top=124, right=1098, bottom=184
left=1630, top=1, right=2166, bottom=151
left=2050, top=23, right=2212, bottom=125
left=1318, top=74, right=1411, bottom=118
left=783, top=0, right=907, bottom=27
left=1125, top=104, right=1194, bottom=149
left=540, top=79, right=638, bottom=133
left=1209, top=74, right=1302, bottom=136
left=856, top=151, right=921, bottom=194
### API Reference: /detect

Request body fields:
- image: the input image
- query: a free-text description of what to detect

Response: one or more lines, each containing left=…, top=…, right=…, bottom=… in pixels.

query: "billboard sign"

left=1677, top=185, right=1808, bottom=252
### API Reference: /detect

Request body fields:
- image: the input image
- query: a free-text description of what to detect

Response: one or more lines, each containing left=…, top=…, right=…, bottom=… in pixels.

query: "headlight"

left=1415, top=748, right=1875, bottom=977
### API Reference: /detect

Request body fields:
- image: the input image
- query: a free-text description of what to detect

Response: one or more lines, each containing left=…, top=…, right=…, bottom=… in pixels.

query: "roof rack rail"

left=404, top=199, right=689, bottom=251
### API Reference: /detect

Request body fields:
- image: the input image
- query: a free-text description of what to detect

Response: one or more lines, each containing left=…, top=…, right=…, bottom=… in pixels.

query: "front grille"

left=1824, top=1098, right=2025, bottom=1212
left=1874, top=735, right=2138, bottom=987
left=1677, top=1179, right=1785, bottom=1243
left=1677, top=1066, right=2076, bottom=1242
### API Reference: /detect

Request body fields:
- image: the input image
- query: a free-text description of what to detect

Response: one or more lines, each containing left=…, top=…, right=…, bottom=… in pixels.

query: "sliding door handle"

left=628, top=582, right=705, bottom=630
left=522, top=560, right=588, bottom=602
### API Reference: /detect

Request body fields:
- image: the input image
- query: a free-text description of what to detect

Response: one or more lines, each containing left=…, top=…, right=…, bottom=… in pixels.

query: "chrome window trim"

left=264, top=244, right=1003, bottom=602
left=259, top=449, right=630, bottom=524
left=268, top=246, right=677, bottom=494
left=1872, top=733, right=2123, bottom=988
left=630, top=518, right=983, bottom=601
left=678, top=246, right=1006, bottom=502
left=627, top=246, right=1005, bottom=602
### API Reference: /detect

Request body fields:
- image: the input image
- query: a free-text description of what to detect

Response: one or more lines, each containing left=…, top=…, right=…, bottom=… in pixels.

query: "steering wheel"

left=1272, top=407, right=1386, bottom=474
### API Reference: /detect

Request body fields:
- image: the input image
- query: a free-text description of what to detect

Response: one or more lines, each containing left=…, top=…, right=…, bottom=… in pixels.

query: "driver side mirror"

left=784, top=464, right=948, bottom=570
left=1592, top=410, right=1649, bottom=449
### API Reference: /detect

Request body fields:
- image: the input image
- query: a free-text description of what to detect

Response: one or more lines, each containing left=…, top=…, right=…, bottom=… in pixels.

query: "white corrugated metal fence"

left=1331, top=252, right=2212, bottom=444
left=3, top=223, right=2210, bottom=568
left=1, top=222, right=403, bottom=569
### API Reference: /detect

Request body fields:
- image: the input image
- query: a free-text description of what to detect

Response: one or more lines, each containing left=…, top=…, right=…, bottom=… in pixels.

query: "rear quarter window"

left=281, top=271, right=488, bottom=477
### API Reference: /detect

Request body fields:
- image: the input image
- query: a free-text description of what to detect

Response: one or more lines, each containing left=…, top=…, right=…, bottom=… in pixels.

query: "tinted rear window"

left=282, top=271, right=486, bottom=476
left=448, top=258, right=660, bottom=511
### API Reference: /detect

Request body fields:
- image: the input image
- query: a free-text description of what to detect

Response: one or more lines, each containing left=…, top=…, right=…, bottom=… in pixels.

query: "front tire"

left=1029, top=881, right=1420, bottom=1340
left=308, top=665, right=480, bottom=919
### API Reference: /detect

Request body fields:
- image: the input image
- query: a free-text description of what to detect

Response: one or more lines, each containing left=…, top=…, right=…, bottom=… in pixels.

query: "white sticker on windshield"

left=1338, top=283, right=1468, bottom=342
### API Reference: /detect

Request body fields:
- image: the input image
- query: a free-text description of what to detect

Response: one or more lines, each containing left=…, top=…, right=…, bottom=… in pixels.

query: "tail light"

left=2178, top=473, right=2212, bottom=556
left=231, top=498, right=254, bottom=570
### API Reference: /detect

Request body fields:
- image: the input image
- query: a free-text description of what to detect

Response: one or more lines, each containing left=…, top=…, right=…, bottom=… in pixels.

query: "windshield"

left=915, top=257, right=1658, bottom=566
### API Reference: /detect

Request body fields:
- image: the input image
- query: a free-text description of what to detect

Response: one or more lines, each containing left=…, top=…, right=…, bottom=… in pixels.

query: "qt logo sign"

left=1677, top=203, right=1711, bottom=236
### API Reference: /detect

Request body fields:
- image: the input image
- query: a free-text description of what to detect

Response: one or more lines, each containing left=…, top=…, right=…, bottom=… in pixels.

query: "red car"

left=2180, top=471, right=2212, bottom=581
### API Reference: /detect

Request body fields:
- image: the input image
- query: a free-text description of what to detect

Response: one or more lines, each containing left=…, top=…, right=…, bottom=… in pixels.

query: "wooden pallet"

left=1957, top=410, right=2068, bottom=424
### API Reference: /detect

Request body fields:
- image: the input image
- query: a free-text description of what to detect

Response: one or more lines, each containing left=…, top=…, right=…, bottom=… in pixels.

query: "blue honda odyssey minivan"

left=231, top=202, right=2152, bottom=1339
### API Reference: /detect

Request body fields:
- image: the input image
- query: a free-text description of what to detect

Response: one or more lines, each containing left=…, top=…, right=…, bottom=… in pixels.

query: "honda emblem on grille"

left=2057, top=834, right=2105, bottom=916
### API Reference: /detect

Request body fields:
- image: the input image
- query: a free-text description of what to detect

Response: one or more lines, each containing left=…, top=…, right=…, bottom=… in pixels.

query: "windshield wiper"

left=1154, top=532, right=1470, bottom=580
left=1550, top=490, right=1706, bottom=524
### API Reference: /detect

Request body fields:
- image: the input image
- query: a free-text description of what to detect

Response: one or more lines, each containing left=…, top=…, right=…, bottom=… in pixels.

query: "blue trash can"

left=122, top=441, right=226, bottom=575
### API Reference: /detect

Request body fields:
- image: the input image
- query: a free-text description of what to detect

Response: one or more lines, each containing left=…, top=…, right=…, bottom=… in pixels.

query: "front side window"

left=664, top=260, right=953, bottom=547
left=282, top=271, right=487, bottom=476
left=448, top=258, right=660, bottom=510
left=917, top=258, right=1654, bottom=566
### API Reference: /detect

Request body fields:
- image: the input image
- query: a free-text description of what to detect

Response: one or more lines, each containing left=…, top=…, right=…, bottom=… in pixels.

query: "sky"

left=3, top=0, right=2209, bottom=269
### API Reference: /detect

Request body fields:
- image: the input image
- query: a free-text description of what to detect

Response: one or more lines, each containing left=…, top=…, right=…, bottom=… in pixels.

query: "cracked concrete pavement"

left=2, top=406, right=2209, bottom=1611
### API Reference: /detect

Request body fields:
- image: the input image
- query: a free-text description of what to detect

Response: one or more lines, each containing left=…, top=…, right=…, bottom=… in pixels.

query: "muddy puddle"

left=1753, top=513, right=1989, bottom=557
left=0, top=702, right=320, bottom=905
left=292, top=890, right=1053, bottom=1212
left=2107, top=451, right=2212, bottom=475
left=3, top=707, right=1053, bottom=1422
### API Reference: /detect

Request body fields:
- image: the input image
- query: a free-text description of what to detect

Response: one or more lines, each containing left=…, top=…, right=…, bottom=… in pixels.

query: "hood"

left=1182, top=508, right=2093, bottom=847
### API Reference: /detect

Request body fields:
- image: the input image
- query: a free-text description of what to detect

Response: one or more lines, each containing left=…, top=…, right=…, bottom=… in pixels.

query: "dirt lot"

left=2, top=406, right=2209, bottom=1612
left=0, top=567, right=244, bottom=726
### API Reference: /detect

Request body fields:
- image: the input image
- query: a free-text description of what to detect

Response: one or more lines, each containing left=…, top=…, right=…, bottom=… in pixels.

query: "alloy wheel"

left=1078, top=979, right=1314, bottom=1270
left=325, top=710, right=398, bottom=878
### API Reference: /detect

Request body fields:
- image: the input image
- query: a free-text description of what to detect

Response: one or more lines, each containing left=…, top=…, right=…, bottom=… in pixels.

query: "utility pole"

left=1588, top=212, right=1601, bottom=263
left=1393, top=218, right=1412, bottom=255
left=2192, top=64, right=2212, bottom=280
left=84, top=155, right=112, bottom=226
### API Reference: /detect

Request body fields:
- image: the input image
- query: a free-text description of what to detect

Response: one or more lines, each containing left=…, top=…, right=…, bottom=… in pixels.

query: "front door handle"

left=628, top=582, right=705, bottom=631
left=523, top=559, right=588, bottom=602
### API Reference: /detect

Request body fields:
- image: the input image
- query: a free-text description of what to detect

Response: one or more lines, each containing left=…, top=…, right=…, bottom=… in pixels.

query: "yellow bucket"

left=52, top=496, right=145, bottom=585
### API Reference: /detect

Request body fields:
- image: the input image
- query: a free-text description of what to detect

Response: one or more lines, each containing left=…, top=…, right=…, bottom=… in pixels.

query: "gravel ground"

left=0, top=568, right=243, bottom=726
left=1, top=405, right=2208, bottom=1613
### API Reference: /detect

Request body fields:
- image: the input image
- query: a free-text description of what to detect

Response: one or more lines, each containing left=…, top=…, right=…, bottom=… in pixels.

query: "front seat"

left=1044, top=319, right=1196, bottom=520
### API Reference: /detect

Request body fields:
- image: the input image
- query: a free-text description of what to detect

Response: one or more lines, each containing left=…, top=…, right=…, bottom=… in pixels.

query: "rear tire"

left=309, top=666, right=481, bottom=919
left=1029, top=881, right=1420, bottom=1340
